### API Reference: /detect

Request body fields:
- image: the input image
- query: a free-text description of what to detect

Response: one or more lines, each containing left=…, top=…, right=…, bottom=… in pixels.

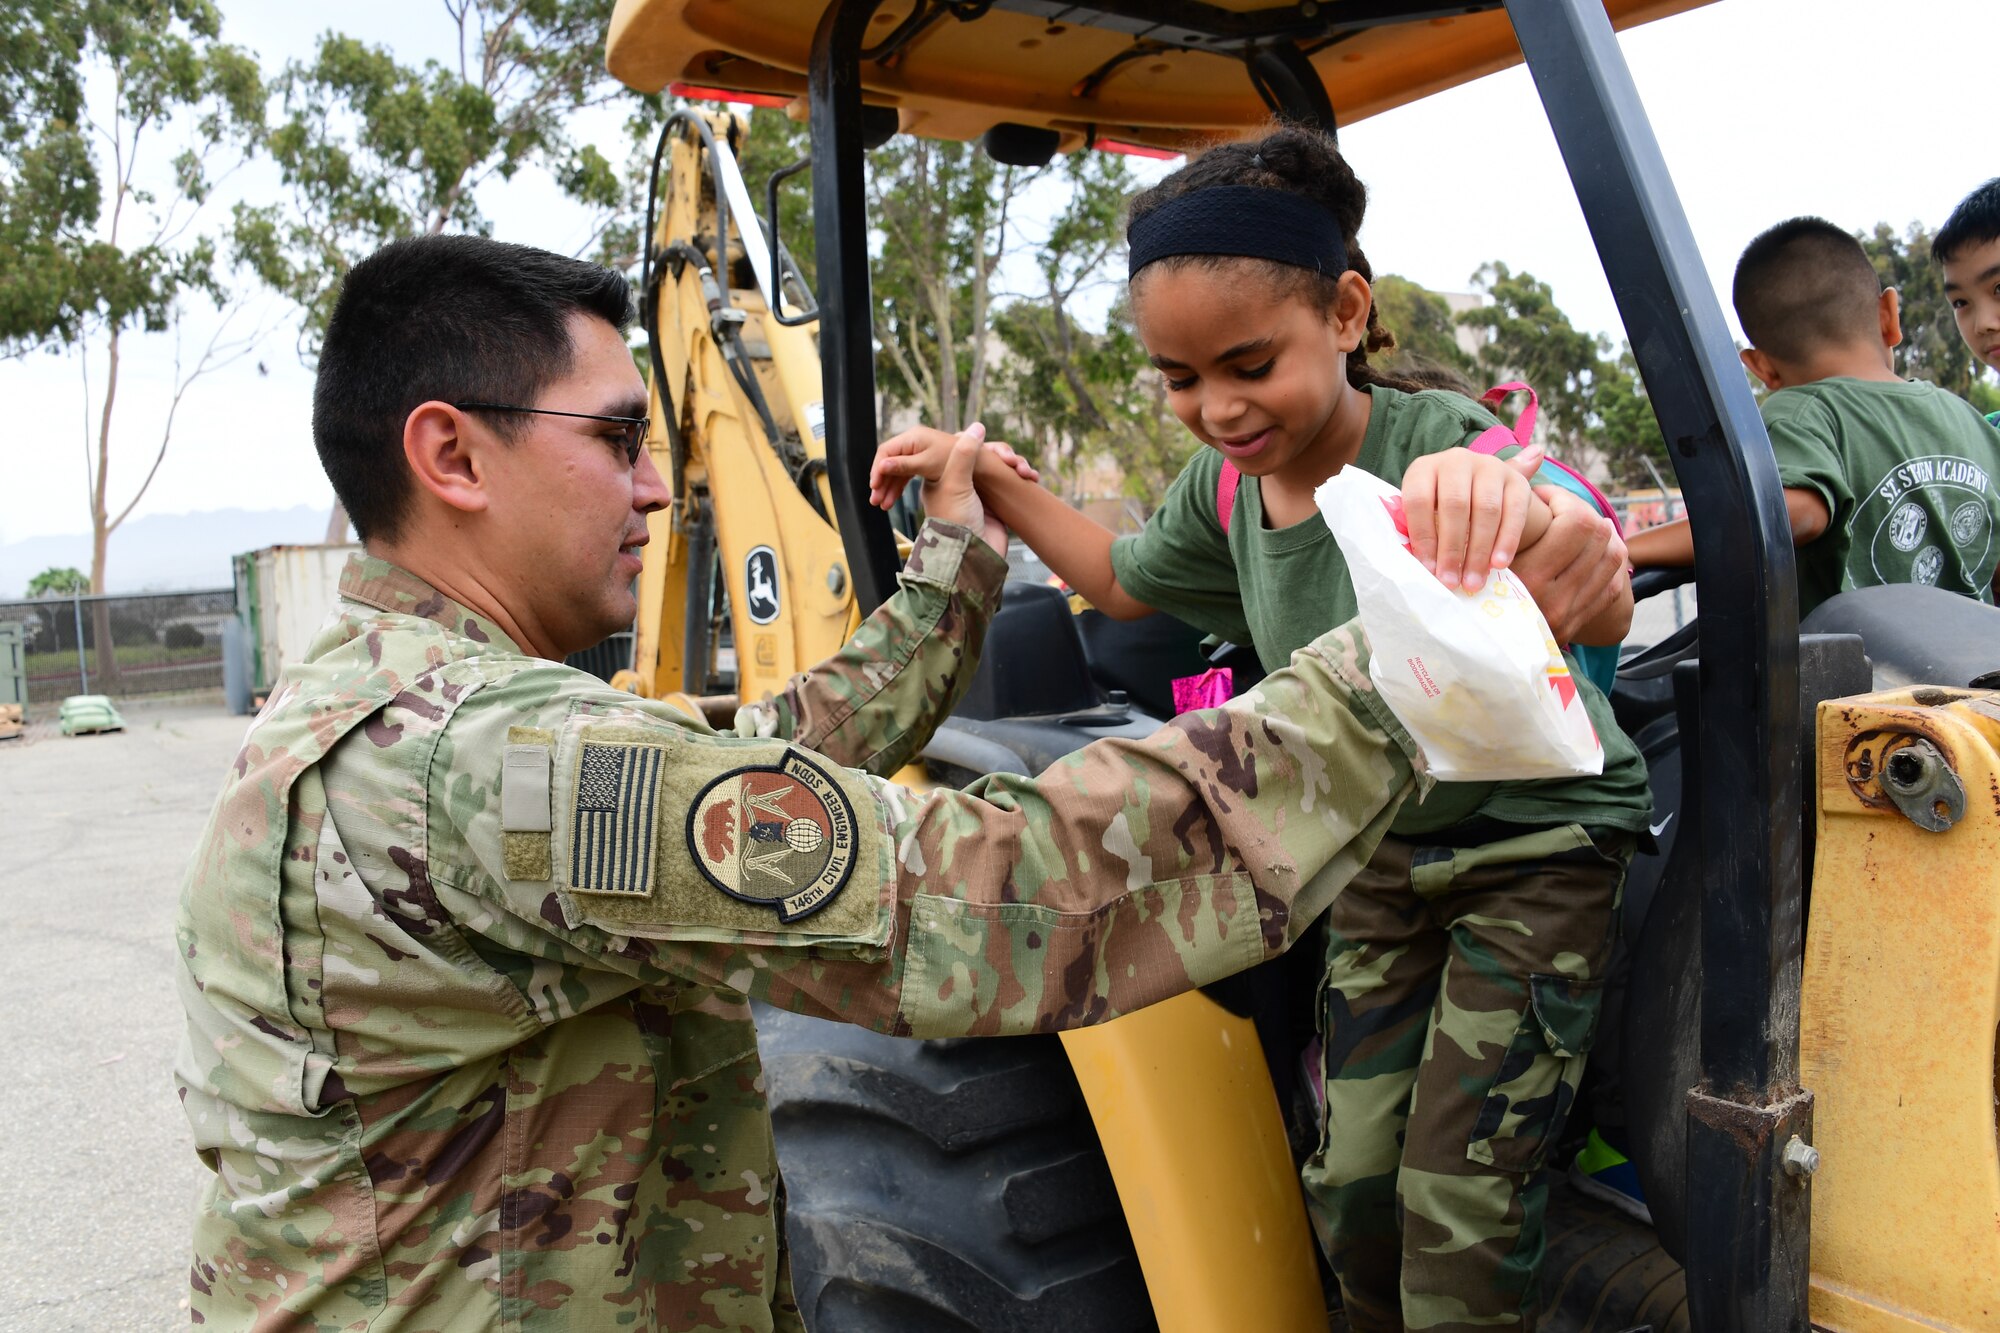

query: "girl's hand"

left=921, top=425, right=1011, bottom=555
left=1400, top=445, right=1549, bottom=592
left=870, top=422, right=1038, bottom=509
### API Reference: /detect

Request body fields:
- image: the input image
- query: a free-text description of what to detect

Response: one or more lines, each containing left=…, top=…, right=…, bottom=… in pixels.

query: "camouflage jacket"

left=176, top=521, right=1426, bottom=1331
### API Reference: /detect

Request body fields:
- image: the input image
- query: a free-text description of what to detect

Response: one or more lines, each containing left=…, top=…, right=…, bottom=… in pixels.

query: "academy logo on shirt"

left=1848, top=453, right=1996, bottom=594
left=686, top=750, right=858, bottom=922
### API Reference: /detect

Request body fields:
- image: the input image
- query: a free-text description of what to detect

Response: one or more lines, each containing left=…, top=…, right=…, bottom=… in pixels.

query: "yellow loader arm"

left=625, top=109, right=859, bottom=705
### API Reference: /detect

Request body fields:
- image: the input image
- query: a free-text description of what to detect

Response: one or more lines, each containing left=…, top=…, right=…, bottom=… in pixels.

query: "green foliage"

left=1970, top=378, right=2000, bottom=418
left=1, top=0, right=263, bottom=356
left=0, top=2, right=87, bottom=153
left=1373, top=274, right=1474, bottom=380
left=991, top=294, right=1186, bottom=505
left=866, top=134, right=1015, bottom=432
left=27, top=566, right=89, bottom=598
left=1592, top=350, right=1671, bottom=486
left=737, top=108, right=814, bottom=288
left=864, top=141, right=1183, bottom=504
left=237, top=0, right=637, bottom=355
left=1460, top=263, right=1607, bottom=441
left=1856, top=220, right=1990, bottom=398
left=26, top=639, right=215, bottom=671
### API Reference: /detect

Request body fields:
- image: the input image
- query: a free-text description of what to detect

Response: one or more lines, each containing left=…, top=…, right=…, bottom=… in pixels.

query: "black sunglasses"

left=453, top=402, right=650, bottom=465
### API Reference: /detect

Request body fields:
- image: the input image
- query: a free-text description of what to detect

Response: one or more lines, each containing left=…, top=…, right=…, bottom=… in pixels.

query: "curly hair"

left=1126, top=125, right=1419, bottom=394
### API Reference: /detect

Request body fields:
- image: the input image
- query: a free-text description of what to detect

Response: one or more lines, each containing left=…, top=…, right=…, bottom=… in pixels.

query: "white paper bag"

left=1314, top=465, right=1602, bottom=782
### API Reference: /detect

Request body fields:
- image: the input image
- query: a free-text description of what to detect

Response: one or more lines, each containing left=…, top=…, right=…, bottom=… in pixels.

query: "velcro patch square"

left=569, top=741, right=665, bottom=896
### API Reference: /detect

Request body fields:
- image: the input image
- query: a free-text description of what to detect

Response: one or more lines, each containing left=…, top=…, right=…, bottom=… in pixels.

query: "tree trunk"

left=931, top=274, right=959, bottom=433
left=89, top=328, right=122, bottom=695
left=1047, top=289, right=1110, bottom=433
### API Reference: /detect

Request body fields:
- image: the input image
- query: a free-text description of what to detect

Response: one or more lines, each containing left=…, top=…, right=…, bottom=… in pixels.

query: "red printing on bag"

left=1406, top=656, right=1442, bottom=699
left=1379, top=495, right=1411, bottom=542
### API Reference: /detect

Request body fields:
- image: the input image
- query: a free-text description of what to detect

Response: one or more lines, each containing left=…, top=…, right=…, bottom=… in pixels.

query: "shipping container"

left=230, top=545, right=361, bottom=710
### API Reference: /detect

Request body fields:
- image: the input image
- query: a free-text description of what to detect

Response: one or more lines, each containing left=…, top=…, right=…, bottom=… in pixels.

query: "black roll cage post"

left=806, top=2, right=1806, bottom=1326
left=1505, top=3, right=1808, bottom=1327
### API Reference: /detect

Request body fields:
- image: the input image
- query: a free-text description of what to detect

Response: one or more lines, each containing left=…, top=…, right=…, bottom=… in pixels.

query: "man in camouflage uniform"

left=175, top=234, right=1433, bottom=1330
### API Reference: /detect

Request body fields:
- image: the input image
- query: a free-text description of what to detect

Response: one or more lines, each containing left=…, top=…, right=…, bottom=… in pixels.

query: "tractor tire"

left=1538, top=1183, right=1690, bottom=1333
left=754, top=1002, right=1156, bottom=1333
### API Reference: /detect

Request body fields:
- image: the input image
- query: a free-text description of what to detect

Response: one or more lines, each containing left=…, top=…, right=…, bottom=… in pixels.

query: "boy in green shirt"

left=1937, top=179, right=2000, bottom=429
left=1629, top=216, right=2000, bottom=615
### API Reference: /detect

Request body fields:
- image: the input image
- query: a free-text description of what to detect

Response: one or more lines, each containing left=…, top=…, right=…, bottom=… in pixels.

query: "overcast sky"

left=2, top=0, right=1993, bottom=545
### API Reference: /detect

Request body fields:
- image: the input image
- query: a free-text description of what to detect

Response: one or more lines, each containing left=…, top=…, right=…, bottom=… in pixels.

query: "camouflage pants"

left=1300, top=824, right=1631, bottom=1333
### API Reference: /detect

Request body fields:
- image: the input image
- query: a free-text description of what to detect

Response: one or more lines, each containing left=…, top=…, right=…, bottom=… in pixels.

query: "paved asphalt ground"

left=0, top=698, right=247, bottom=1330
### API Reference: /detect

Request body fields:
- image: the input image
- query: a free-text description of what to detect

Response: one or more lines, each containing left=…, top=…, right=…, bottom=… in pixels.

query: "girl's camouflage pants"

left=1299, top=823, right=1633, bottom=1333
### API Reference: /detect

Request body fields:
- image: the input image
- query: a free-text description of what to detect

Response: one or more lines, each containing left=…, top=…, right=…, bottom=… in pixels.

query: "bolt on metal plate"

left=1880, top=737, right=1965, bottom=832
left=1782, top=1135, right=1820, bottom=1178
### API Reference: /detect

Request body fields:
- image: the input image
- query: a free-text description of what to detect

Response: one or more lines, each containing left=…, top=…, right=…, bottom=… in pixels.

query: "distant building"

left=1439, top=290, right=1494, bottom=363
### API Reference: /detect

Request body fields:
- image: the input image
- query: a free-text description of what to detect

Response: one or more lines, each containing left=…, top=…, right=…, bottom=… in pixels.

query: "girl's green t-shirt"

left=1109, top=384, right=1652, bottom=838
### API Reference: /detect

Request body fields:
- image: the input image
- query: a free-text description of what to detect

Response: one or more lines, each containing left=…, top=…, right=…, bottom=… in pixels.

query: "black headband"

left=1127, top=185, right=1350, bottom=281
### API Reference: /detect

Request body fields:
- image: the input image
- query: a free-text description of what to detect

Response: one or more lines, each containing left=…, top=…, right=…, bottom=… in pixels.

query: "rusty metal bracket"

left=1881, top=737, right=1965, bottom=832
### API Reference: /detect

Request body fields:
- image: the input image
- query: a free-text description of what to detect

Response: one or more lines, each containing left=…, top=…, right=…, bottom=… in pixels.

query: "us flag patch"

left=569, top=742, right=664, bottom=895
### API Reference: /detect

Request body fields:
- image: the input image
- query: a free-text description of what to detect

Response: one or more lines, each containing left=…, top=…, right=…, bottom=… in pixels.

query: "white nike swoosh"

left=1649, top=813, right=1674, bottom=838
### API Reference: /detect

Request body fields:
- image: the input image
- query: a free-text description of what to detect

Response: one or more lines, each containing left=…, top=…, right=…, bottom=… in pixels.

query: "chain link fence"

left=566, top=630, right=636, bottom=683
left=0, top=589, right=235, bottom=705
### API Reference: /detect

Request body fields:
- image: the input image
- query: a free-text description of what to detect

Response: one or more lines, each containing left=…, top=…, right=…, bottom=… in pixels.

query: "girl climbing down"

left=871, top=126, right=1651, bottom=1332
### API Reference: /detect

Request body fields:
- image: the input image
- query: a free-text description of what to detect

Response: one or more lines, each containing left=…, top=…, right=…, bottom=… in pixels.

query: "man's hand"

left=1400, top=445, right=1549, bottom=592
left=1511, top=486, right=1631, bottom=643
left=921, top=425, right=1011, bottom=556
left=870, top=422, right=1037, bottom=509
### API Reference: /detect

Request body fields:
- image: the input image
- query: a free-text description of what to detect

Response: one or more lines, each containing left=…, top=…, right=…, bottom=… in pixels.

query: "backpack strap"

left=1469, top=381, right=1624, bottom=537
left=1216, top=461, right=1242, bottom=536
left=1471, top=380, right=1538, bottom=453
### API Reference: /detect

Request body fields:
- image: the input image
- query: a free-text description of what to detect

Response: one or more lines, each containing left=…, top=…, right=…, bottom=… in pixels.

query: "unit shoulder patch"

left=686, top=749, right=859, bottom=923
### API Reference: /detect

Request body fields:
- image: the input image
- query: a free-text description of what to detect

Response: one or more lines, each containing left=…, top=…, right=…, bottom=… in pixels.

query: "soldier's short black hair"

left=1732, top=216, right=1881, bottom=365
left=1934, top=179, right=2000, bottom=266
left=314, top=234, right=634, bottom=541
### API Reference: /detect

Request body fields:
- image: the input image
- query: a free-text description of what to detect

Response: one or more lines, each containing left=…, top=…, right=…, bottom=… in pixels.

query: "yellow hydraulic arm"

left=625, top=109, right=858, bottom=706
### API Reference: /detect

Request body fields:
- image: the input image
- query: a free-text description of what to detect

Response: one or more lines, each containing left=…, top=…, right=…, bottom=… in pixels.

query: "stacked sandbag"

left=59, top=695, right=125, bottom=736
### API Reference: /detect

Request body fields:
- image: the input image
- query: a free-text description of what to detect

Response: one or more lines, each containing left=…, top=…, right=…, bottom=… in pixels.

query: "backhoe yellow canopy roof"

left=608, top=0, right=1713, bottom=150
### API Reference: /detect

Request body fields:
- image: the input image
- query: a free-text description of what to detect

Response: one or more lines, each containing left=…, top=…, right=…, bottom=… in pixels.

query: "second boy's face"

left=1943, top=234, right=2000, bottom=375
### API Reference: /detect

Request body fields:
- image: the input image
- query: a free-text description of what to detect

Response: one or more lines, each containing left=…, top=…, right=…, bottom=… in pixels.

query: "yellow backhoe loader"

left=602, top=3, right=2000, bottom=1330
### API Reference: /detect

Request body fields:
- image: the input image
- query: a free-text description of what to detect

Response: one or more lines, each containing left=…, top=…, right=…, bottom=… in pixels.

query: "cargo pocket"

left=1465, top=973, right=1602, bottom=1173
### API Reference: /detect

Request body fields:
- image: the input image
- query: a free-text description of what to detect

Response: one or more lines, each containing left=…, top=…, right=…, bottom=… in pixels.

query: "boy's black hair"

left=1933, top=178, right=2000, bottom=265
left=1126, top=124, right=1420, bottom=394
left=1731, top=216, right=1881, bottom=364
left=314, top=234, right=634, bottom=541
